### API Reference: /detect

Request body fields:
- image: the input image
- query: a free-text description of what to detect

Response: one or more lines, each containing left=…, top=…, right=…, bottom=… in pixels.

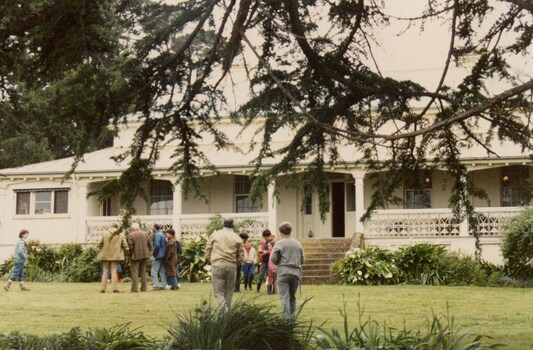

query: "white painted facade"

left=0, top=117, right=531, bottom=264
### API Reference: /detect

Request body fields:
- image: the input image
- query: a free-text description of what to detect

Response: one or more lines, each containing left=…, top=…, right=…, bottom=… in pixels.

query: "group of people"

left=206, top=219, right=305, bottom=319
left=98, top=222, right=181, bottom=293
left=3, top=219, right=305, bottom=320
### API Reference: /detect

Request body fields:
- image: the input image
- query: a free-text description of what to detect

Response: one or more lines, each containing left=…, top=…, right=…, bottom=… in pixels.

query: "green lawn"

left=1, top=282, right=532, bottom=349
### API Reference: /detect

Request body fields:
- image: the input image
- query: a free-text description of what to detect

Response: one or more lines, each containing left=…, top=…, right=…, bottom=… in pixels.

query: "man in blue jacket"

left=151, top=224, right=167, bottom=290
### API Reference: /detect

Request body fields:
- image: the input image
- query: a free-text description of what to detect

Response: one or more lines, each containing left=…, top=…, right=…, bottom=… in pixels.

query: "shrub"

left=0, top=325, right=158, bottom=350
left=332, top=244, right=503, bottom=286
left=501, top=206, right=533, bottom=279
left=312, top=300, right=501, bottom=350
left=179, top=235, right=210, bottom=283
left=165, top=299, right=310, bottom=350
left=331, top=247, right=399, bottom=285
left=426, top=251, right=492, bottom=286
left=69, top=247, right=100, bottom=283
left=395, top=243, right=447, bottom=283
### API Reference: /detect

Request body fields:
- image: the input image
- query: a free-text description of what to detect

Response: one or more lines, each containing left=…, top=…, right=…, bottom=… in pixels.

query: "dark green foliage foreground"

left=0, top=300, right=500, bottom=350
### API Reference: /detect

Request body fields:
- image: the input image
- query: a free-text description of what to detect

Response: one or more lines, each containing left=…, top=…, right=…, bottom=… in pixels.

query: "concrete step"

left=304, top=246, right=350, bottom=255
left=299, top=238, right=352, bottom=285
left=302, top=263, right=333, bottom=271
left=305, top=252, right=345, bottom=260
left=301, top=240, right=352, bottom=249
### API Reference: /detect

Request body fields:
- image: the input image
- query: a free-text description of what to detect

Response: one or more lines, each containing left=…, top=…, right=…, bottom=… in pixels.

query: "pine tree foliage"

left=0, top=1, right=531, bottom=250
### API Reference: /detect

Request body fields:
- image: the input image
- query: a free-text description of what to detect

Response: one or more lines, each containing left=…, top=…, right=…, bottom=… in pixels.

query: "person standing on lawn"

left=4, top=229, right=31, bottom=292
left=164, top=228, right=180, bottom=290
left=256, top=229, right=275, bottom=293
left=270, top=222, right=305, bottom=320
left=242, top=237, right=256, bottom=291
left=151, top=224, right=167, bottom=290
left=205, top=218, right=244, bottom=310
left=97, top=223, right=128, bottom=293
left=127, top=223, right=152, bottom=292
left=234, top=232, right=249, bottom=293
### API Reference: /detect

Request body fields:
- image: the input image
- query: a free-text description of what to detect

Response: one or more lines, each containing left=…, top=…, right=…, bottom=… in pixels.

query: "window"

left=149, top=180, right=173, bottom=215
left=235, top=176, right=259, bottom=213
left=15, top=189, right=69, bottom=215
left=346, top=182, right=355, bottom=212
left=501, top=166, right=530, bottom=207
left=16, top=192, right=30, bottom=215
left=102, top=198, right=112, bottom=216
left=405, top=174, right=432, bottom=209
left=303, top=185, right=312, bottom=215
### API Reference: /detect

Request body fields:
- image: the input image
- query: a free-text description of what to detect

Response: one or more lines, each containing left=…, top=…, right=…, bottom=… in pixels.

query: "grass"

left=0, top=282, right=532, bottom=349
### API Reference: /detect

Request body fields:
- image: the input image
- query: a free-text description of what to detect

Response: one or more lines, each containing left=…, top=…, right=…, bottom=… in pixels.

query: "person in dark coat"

left=127, top=223, right=152, bottom=292
left=164, top=228, right=179, bottom=290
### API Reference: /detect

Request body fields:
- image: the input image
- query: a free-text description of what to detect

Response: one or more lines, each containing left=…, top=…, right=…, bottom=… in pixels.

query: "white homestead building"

left=0, top=115, right=531, bottom=263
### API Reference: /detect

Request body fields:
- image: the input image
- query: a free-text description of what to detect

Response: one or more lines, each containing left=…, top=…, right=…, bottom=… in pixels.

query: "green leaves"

left=331, top=247, right=399, bottom=285
left=501, top=205, right=533, bottom=279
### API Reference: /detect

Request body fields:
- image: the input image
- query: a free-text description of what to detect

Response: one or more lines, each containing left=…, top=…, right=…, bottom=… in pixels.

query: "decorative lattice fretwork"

left=364, top=209, right=460, bottom=238
left=180, top=213, right=269, bottom=241
left=86, top=213, right=268, bottom=242
left=471, top=208, right=521, bottom=237
left=85, top=215, right=173, bottom=243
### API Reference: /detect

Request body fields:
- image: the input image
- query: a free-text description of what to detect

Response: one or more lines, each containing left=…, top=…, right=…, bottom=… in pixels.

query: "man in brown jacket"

left=97, top=223, right=128, bottom=293
left=205, top=218, right=244, bottom=310
left=127, top=222, right=152, bottom=292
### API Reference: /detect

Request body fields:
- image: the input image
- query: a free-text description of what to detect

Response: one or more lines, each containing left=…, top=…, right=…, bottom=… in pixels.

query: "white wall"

left=0, top=179, right=80, bottom=261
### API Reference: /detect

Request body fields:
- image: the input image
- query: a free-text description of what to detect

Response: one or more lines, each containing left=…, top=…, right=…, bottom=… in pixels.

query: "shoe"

left=112, top=290, right=121, bottom=293
left=100, top=290, right=105, bottom=293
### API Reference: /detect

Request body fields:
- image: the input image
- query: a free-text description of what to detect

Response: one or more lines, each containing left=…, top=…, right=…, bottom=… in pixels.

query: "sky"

left=187, top=0, right=532, bottom=110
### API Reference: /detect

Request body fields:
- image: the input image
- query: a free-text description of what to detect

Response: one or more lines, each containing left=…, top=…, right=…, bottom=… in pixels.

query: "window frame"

left=501, top=165, right=530, bottom=207
left=14, top=188, right=70, bottom=217
left=404, top=174, right=432, bottom=209
left=234, top=175, right=259, bottom=213
left=303, top=185, right=312, bottom=215
left=149, top=180, right=174, bottom=215
left=345, top=182, right=356, bottom=212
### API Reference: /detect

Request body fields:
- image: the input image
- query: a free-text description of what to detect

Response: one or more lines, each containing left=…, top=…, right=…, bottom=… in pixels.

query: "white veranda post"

left=351, top=171, right=365, bottom=233
left=76, top=180, right=89, bottom=243
left=172, top=182, right=183, bottom=240
left=267, top=182, right=277, bottom=234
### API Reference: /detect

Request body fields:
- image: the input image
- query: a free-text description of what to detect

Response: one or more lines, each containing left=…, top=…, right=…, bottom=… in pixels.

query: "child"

left=242, top=239, right=256, bottom=290
left=4, top=229, right=31, bottom=291
left=267, top=239, right=277, bottom=295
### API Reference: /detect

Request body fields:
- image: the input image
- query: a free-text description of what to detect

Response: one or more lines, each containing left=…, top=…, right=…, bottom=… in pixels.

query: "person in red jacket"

left=256, top=229, right=275, bottom=293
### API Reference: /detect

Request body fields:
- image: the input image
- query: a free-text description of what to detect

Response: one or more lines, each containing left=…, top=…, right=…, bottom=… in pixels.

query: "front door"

left=331, top=182, right=345, bottom=237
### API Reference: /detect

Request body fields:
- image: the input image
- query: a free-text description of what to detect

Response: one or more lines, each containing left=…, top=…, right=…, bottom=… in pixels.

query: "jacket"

left=127, top=229, right=152, bottom=261
left=164, top=237, right=178, bottom=277
left=13, top=238, right=28, bottom=264
left=244, top=246, right=257, bottom=264
left=205, top=227, right=244, bottom=267
left=97, top=228, right=128, bottom=261
left=152, top=230, right=167, bottom=259
left=270, top=237, right=305, bottom=280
